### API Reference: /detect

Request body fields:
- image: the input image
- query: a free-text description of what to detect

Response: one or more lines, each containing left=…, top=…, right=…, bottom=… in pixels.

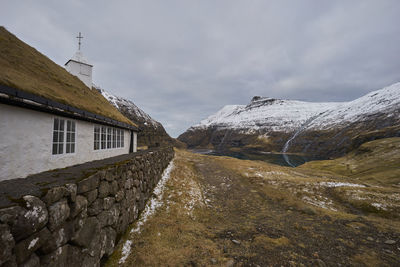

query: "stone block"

left=14, top=227, right=51, bottom=264
left=115, top=190, right=124, bottom=202
left=69, top=195, right=88, bottom=218
left=97, top=170, right=107, bottom=180
left=71, top=217, right=100, bottom=248
left=88, top=199, right=103, bottom=216
left=65, top=184, right=77, bottom=203
left=110, top=180, right=119, bottom=195
left=40, top=244, right=69, bottom=267
left=105, top=169, right=115, bottom=182
left=11, top=196, right=48, bottom=241
left=0, top=224, right=15, bottom=265
left=19, top=252, right=40, bottom=267
left=133, top=179, right=140, bottom=188
left=40, top=222, right=74, bottom=254
left=103, top=197, right=115, bottom=210
left=42, top=186, right=69, bottom=206
left=48, top=199, right=70, bottom=232
left=83, top=189, right=98, bottom=205
left=97, top=207, right=119, bottom=228
left=98, top=181, right=110, bottom=198
left=77, top=174, right=100, bottom=194
left=100, top=227, right=116, bottom=258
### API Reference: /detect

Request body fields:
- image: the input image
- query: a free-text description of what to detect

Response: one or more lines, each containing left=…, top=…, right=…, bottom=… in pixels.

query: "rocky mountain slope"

left=178, top=82, right=400, bottom=159
left=96, top=86, right=180, bottom=148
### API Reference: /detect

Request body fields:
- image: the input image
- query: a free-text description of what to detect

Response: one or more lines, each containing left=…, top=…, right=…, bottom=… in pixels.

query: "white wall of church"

left=0, top=104, right=135, bottom=181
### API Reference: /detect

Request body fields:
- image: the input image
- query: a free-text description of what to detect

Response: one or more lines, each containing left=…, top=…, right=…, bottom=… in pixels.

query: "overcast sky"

left=2, top=1, right=400, bottom=137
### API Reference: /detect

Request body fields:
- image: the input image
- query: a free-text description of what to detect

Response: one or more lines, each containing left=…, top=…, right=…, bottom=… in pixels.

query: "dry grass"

left=106, top=150, right=227, bottom=267
left=107, top=148, right=400, bottom=266
left=0, top=26, right=135, bottom=126
left=301, top=137, right=400, bottom=186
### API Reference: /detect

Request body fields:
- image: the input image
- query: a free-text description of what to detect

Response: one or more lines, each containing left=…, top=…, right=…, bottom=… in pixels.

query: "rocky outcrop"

left=97, top=86, right=184, bottom=149
left=0, top=147, right=174, bottom=267
left=179, top=82, right=400, bottom=159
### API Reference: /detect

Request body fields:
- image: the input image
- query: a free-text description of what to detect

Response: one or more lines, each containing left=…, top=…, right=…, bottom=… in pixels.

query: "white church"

left=0, top=29, right=138, bottom=181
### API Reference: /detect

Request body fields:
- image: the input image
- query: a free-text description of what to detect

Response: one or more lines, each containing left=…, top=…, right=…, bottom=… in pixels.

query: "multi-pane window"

left=94, top=125, right=124, bottom=150
left=94, top=126, right=100, bottom=150
left=52, top=118, right=75, bottom=155
left=66, top=121, right=76, bottom=153
left=52, top=118, right=65, bottom=155
left=101, top=126, right=107, bottom=149
left=112, top=128, right=116, bottom=148
left=117, top=129, right=121, bottom=148
left=107, top=127, right=112, bottom=149
left=121, top=130, right=124, bottom=147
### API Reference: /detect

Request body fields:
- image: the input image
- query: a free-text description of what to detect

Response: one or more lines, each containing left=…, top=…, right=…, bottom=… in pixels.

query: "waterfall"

left=218, top=129, right=231, bottom=151
left=282, top=114, right=321, bottom=167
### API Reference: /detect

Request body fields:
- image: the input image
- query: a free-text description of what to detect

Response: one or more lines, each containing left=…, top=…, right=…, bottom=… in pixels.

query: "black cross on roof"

left=76, top=32, right=83, bottom=50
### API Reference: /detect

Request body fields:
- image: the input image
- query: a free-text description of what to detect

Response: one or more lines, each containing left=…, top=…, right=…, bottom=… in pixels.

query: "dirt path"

left=107, top=150, right=400, bottom=266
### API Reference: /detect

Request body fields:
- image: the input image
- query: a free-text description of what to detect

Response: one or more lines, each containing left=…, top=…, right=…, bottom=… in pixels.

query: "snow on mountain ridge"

left=308, top=82, right=400, bottom=130
left=192, top=82, right=400, bottom=133
left=95, top=85, right=160, bottom=128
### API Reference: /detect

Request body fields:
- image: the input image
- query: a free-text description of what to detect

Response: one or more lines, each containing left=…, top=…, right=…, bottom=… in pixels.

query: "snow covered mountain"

left=178, top=82, right=400, bottom=158
left=96, top=85, right=177, bottom=148
left=193, top=97, right=341, bottom=133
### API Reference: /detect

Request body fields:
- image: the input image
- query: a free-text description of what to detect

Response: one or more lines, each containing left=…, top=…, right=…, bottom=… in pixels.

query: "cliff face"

left=178, top=82, right=400, bottom=159
left=97, top=87, right=183, bottom=148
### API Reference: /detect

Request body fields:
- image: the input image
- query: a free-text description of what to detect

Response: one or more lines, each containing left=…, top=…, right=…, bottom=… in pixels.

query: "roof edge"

left=64, top=59, right=93, bottom=67
left=0, top=84, right=139, bottom=131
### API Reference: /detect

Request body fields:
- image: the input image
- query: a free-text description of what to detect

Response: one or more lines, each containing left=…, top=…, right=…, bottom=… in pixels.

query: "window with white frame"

left=112, top=128, right=116, bottom=148
left=101, top=126, right=106, bottom=149
left=121, top=130, right=124, bottom=147
left=116, top=129, right=121, bottom=148
left=94, top=125, right=124, bottom=150
left=66, top=120, right=76, bottom=153
left=94, top=126, right=100, bottom=150
left=107, top=127, right=112, bottom=149
left=52, top=118, right=76, bottom=155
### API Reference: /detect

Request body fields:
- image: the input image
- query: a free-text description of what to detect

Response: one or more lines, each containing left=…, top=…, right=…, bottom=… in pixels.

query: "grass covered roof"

left=0, top=26, right=136, bottom=127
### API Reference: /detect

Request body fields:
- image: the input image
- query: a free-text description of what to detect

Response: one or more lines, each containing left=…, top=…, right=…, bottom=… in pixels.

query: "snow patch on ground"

left=184, top=178, right=203, bottom=216
left=302, top=196, right=337, bottom=211
left=131, top=160, right=174, bottom=234
left=319, top=182, right=366, bottom=188
left=118, top=159, right=174, bottom=265
left=119, top=240, right=132, bottom=265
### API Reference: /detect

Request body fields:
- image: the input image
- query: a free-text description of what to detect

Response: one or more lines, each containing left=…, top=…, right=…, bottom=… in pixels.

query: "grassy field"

left=107, top=138, right=400, bottom=266
left=0, top=26, right=135, bottom=126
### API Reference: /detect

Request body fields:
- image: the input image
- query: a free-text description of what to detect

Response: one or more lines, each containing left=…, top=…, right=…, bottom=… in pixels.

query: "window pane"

left=67, top=121, right=71, bottom=131
left=53, top=132, right=58, bottom=143
left=71, top=133, right=75, bottom=142
left=66, top=144, right=70, bottom=153
left=67, top=132, right=71, bottom=143
left=71, top=144, right=75, bottom=153
left=54, top=118, right=59, bottom=130
left=59, top=132, right=64, bottom=143
left=58, top=143, right=63, bottom=154
left=59, top=120, right=65, bottom=131
left=121, top=131, right=124, bottom=147
left=72, top=121, right=76, bottom=132
left=52, top=144, right=58, bottom=155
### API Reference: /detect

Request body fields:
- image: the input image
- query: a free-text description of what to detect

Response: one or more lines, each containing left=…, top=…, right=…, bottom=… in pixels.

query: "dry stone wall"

left=0, top=147, right=174, bottom=267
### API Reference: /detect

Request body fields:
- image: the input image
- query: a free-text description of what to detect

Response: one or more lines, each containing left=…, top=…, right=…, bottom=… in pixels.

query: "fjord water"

left=191, top=149, right=320, bottom=167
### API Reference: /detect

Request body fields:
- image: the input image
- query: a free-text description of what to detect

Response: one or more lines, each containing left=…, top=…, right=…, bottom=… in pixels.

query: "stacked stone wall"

left=0, top=147, right=174, bottom=267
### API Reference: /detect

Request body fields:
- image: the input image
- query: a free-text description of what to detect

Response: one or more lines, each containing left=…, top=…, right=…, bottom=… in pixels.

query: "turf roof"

left=0, top=26, right=136, bottom=127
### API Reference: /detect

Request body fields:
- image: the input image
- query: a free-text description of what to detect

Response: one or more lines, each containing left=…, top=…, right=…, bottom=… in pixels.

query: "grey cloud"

left=2, top=0, right=400, bottom=137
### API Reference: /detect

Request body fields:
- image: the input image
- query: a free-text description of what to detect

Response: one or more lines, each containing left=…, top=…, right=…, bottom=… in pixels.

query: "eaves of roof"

left=0, top=84, right=139, bottom=132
